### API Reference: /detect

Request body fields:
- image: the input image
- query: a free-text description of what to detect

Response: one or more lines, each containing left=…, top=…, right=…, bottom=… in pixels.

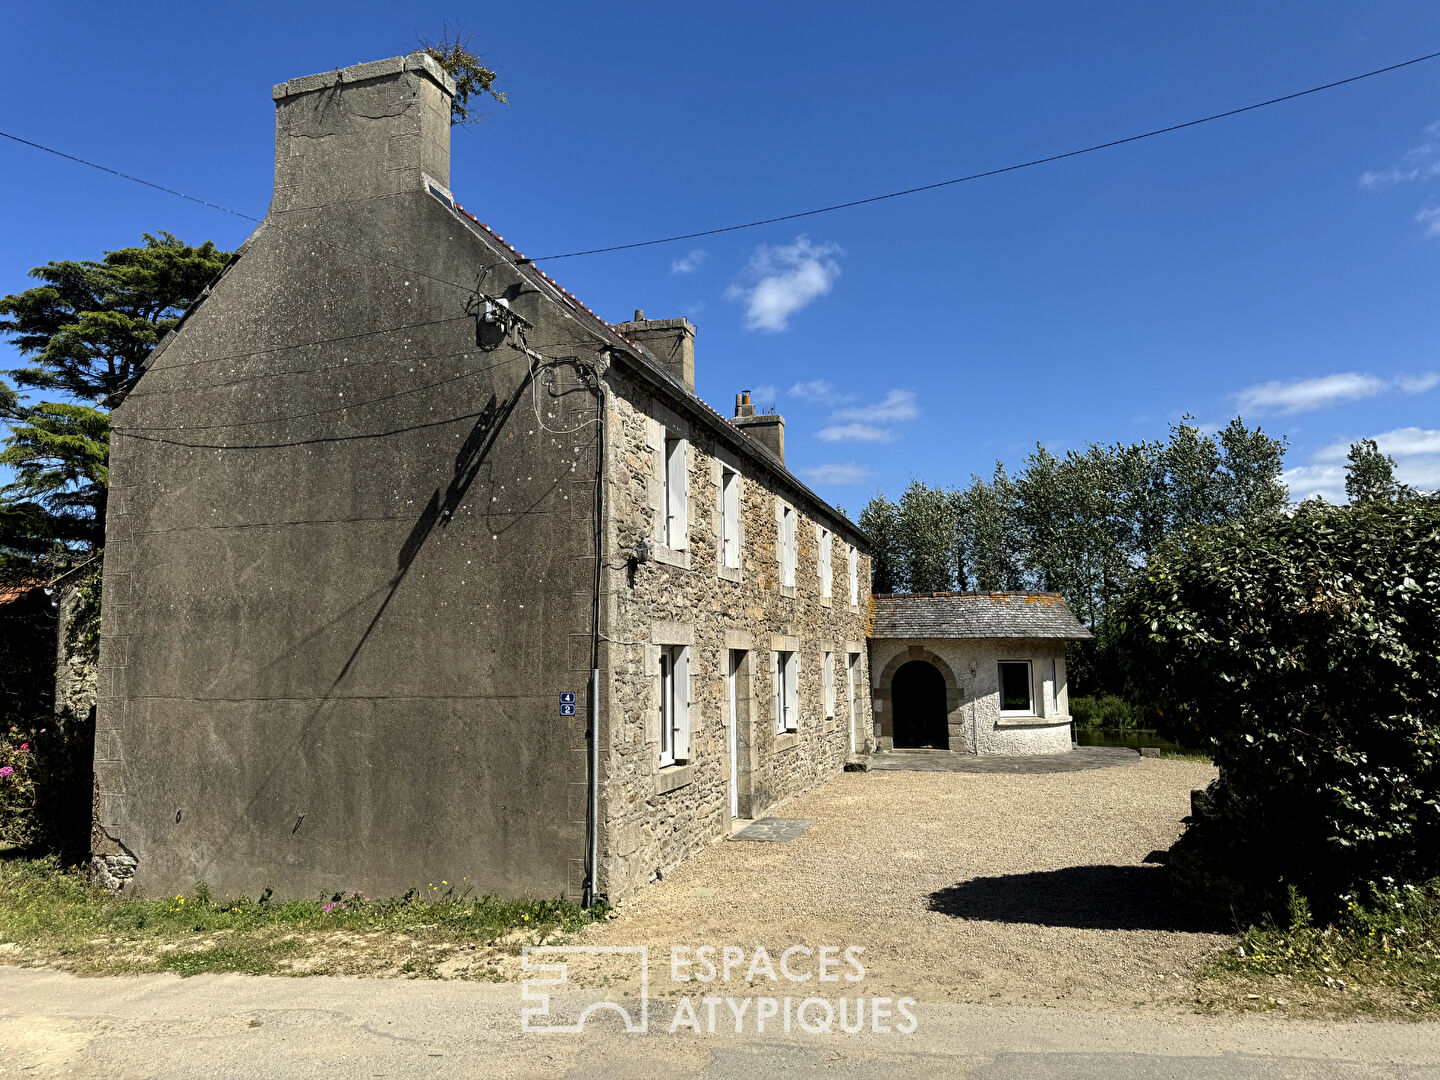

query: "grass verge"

left=0, top=854, right=604, bottom=978
left=1198, top=880, right=1440, bottom=1019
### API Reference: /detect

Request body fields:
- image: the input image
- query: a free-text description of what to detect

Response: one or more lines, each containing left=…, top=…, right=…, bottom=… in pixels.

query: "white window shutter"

left=772, top=651, right=781, bottom=731
left=670, top=439, right=689, bottom=549
left=824, top=652, right=834, bottom=717
left=648, top=419, right=665, bottom=542
left=785, top=652, right=799, bottom=730
left=674, top=646, right=692, bottom=760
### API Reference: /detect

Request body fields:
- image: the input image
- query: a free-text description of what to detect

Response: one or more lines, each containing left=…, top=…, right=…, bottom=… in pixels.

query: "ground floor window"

left=823, top=651, right=835, bottom=718
left=998, top=660, right=1034, bottom=715
left=659, top=644, right=691, bottom=766
left=774, top=650, right=798, bottom=733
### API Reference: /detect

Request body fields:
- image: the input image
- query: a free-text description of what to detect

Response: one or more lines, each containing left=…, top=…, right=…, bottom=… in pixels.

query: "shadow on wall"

left=927, top=865, right=1228, bottom=933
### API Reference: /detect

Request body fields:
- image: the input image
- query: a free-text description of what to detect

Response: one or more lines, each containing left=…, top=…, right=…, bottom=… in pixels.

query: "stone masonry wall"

left=869, top=637, right=1072, bottom=755
left=599, top=366, right=870, bottom=899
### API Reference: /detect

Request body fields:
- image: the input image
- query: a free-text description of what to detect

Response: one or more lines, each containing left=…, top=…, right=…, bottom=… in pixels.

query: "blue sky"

left=3, top=1, right=1439, bottom=503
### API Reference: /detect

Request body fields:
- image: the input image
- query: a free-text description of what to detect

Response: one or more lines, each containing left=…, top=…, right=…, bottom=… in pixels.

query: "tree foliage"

left=1345, top=438, right=1404, bottom=505
left=857, top=495, right=901, bottom=593
left=0, top=234, right=228, bottom=566
left=1115, top=498, right=1440, bottom=902
left=420, top=23, right=508, bottom=126
left=0, top=402, right=109, bottom=551
left=1, top=232, right=229, bottom=406
left=856, top=416, right=1286, bottom=616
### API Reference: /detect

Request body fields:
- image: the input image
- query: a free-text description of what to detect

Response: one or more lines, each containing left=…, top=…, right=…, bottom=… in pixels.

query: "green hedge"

left=1115, top=498, right=1440, bottom=905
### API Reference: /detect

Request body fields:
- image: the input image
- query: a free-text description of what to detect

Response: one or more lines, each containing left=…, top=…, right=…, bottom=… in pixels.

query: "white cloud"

left=1399, top=372, right=1440, bottom=394
left=816, top=423, right=896, bottom=443
left=788, top=378, right=854, bottom=406
left=797, top=463, right=876, bottom=486
left=1233, top=372, right=1438, bottom=416
left=750, top=383, right=779, bottom=407
left=725, top=236, right=843, bottom=332
left=1416, top=205, right=1440, bottom=239
left=831, top=389, right=919, bottom=424
left=1284, top=426, right=1440, bottom=502
left=1359, top=122, right=1440, bottom=190
left=671, top=249, right=707, bottom=274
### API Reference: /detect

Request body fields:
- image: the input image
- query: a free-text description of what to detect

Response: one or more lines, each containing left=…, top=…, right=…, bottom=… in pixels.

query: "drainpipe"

left=586, top=663, right=599, bottom=907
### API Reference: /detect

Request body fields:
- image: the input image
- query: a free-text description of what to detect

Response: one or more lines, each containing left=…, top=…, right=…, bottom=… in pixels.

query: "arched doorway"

left=891, top=660, right=948, bottom=749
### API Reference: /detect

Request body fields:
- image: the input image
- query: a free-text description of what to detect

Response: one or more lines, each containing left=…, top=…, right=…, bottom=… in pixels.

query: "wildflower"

left=0, top=766, right=12, bottom=779
left=18, top=743, right=29, bottom=753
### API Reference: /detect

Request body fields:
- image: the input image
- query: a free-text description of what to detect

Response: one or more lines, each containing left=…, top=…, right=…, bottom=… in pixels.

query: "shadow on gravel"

left=928, top=864, right=1229, bottom=933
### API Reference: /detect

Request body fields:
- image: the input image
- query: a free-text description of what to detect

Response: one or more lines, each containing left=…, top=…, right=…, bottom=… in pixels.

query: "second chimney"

left=615, top=313, right=696, bottom=393
left=732, top=392, right=785, bottom=463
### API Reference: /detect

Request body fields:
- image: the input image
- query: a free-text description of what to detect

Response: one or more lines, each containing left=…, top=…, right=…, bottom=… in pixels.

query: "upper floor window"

left=659, top=644, right=692, bottom=766
left=818, top=528, right=832, bottom=598
left=720, top=466, right=740, bottom=569
left=848, top=545, right=859, bottom=605
left=998, top=660, right=1034, bottom=716
left=779, top=504, right=796, bottom=588
left=663, top=432, right=688, bottom=549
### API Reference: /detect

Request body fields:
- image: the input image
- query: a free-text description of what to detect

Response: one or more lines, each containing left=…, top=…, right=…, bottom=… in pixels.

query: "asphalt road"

left=1, top=968, right=1438, bottom=1078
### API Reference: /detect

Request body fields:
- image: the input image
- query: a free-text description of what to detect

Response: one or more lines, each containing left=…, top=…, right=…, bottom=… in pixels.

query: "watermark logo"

left=520, top=945, right=649, bottom=1033
left=519, top=945, right=917, bottom=1036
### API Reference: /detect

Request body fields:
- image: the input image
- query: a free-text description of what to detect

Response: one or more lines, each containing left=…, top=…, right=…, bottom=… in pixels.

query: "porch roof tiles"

left=870, top=592, right=1093, bottom=640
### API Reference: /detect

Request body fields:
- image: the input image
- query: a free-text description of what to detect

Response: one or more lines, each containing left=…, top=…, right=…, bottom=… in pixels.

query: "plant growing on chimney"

left=420, top=22, right=508, bottom=126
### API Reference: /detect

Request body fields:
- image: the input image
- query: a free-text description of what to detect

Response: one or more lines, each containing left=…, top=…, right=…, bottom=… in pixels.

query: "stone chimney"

left=732, top=391, right=785, bottom=463
left=270, top=52, right=456, bottom=214
left=615, top=311, right=696, bottom=392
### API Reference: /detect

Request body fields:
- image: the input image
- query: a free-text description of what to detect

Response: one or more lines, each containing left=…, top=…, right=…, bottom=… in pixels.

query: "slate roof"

left=870, top=592, right=1093, bottom=640
left=440, top=198, right=868, bottom=551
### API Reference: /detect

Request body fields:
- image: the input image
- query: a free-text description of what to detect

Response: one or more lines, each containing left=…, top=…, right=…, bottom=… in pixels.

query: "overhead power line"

left=4, top=47, right=1440, bottom=267
left=0, top=131, right=261, bottom=221
left=523, top=47, right=1440, bottom=263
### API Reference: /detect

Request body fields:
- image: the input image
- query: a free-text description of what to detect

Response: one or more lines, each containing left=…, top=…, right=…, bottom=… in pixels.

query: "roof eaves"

left=447, top=201, right=870, bottom=550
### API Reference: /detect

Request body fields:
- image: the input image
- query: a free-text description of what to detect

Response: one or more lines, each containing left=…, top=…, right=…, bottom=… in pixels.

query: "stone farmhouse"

left=93, top=53, right=871, bottom=903
left=92, top=52, right=1097, bottom=903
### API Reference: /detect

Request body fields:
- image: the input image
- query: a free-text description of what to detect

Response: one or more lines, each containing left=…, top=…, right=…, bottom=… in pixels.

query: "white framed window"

left=848, top=545, right=859, bottom=605
left=818, top=527, right=832, bottom=598
left=663, top=432, right=688, bottom=549
left=720, top=466, right=740, bottom=569
left=773, top=650, right=798, bottom=733
left=998, top=660, right=1034, bottom=716
left=778, top=504, right=796, bottom=587
left=823, top=651, right=835, bottom=718
left=658, top=644, right=692, bottom=766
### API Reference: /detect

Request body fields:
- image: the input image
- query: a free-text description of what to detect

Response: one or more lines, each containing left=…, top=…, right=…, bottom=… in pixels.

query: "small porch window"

left=998, top=660, right=1034, bottom=716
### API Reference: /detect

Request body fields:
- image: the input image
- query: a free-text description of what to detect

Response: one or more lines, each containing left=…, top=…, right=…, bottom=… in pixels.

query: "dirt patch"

left=581, top=758, right=1228, bottom=1011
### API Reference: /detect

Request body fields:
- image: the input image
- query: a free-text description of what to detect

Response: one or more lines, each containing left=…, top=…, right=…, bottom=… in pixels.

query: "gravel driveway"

left=585, top=758, right=1227, bottom=1011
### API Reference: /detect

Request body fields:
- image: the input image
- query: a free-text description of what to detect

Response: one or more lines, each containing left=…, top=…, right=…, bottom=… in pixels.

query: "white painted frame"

left=773, top=649, right=798, bottom=733
left=659, top=644, right=692, bottom=766
left=662, top=433, right=688, bottom=550
left=720, top=466, right=740, bottom=569
left=997, top=659, right=1035, bottom=717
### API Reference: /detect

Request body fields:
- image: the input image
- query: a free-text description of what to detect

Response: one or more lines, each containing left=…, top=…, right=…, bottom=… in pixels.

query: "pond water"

left=1073, top=727, right=1205, bottom=756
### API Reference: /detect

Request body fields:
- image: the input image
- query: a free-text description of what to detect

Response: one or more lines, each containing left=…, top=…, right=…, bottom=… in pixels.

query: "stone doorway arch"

left=891, top=660, right=947, bottom=748
left=874, top=647, right=965, bottom=751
